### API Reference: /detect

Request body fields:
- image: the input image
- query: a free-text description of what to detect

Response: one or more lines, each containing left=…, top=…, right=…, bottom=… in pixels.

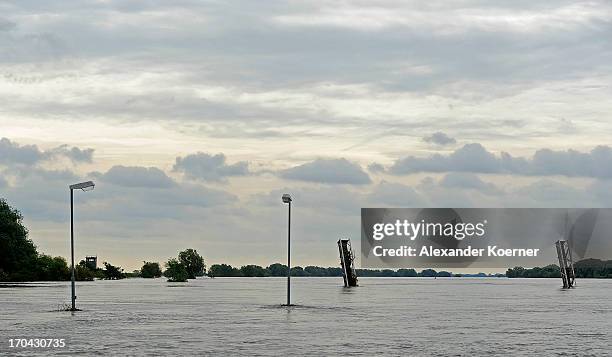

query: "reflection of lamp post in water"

left=282, top=194, right=292, bottom=306
left=69, top=181, right=95, bottom=311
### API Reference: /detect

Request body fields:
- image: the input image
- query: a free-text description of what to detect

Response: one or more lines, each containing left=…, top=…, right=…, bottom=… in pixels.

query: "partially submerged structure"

left=337, top=239, right=358, bottom=287
left=555, top=240, right=576, bottom=288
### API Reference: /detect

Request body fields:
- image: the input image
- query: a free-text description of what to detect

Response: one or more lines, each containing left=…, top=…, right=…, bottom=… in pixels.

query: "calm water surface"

left=1, top=278, right=610, bottom=356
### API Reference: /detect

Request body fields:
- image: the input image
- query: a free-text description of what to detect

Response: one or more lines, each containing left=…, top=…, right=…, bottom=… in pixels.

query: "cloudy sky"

left=1, top=1, right=612, bottom=271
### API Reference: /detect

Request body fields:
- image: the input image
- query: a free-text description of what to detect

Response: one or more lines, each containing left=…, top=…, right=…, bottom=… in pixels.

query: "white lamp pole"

left=282, top=194, right=292, bottom=306
left=69, top=181, right=95, bottom=311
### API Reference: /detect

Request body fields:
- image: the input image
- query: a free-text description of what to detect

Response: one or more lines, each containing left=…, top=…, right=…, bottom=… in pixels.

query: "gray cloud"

left=513, top=179, right=590, bottom=207
left=97, top=165, right=176, bottom=188
left=390, top=143, right=499, bottom=174
left=367, top=181, right=426, bottom=207
left=2, top=164, right=236, bottom=223
left=412, top=174, right=612, bottom=208
left=254, top=173, right=606, bottom=211
left=423, top=132, right=456, bottom=146
left=0, top=137, right=41, bottom=165
left=0, top=137, right=94, bottom=166
left=83, top=182, right=237, bottom=222
left=1, top=168, right=86, bottom=222
left=439, top=172, right=500, bottom=194
left=530, top=146, right=612, bottom=178
left=367, top=162, right=385, bottom=173
left=22, top=168, right=79, bottom=182
left=280, top=158, right=371, bottom=185
left=388, top=143, right=612, bottom=178
left=588, top=180, right=612, bottom=206
left=173, top=152, right=249, bottom=182
left=47, top=145, right=94, bottom=163
left=0, top=18, right=16, bottom=32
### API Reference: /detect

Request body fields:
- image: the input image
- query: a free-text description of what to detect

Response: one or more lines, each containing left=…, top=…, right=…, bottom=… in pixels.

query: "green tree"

left=140, top=261, right=162, bottom=278
left=419, top=269, right=437, bottom=277
left=397, top=268, right=418, bottom=277
left=77, top=260, right=103, bottom=280
left=267, top=263, right=288, bottom=277
left=164, top=258, right=188, bottom=282
left=75, top=264, right=96, bottom=281
left=208, top=264, right=241, bottom=277
left=326, top=267, right=343, bottom=277
left=36, top=255, right=70, bottom=281
left=0, top=199, right=82, bottom=282
left=575, top=259, right=612, bottom=278
left=102, top=262, right=126, bottom=280
left=240, top=264, right=268, bottom=277
left=0, top=199, right=38, bottom=281
left=506, top=266, right=525, bottom=278
left=304, top=266, right=328, bottom=276
left=356, top=269, right=379, bottom=277
left=290, top=266, right=306, bottom=276
left=124, top=270, right=141, bottom=278
left=381, top=269, right=396, bottom=277
left=541, top=264, right=561, bottom=278
left=178, top=249, right=206, bottom=279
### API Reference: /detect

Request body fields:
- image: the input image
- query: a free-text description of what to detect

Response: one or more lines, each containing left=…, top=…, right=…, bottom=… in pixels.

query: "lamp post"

left=69, top=181, right=95, bottom=311
left=282, top=193, right=292, bottom=306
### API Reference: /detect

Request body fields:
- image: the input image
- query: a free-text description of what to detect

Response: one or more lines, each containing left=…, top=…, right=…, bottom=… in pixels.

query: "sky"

left=1, top=0, right=612, bottom=271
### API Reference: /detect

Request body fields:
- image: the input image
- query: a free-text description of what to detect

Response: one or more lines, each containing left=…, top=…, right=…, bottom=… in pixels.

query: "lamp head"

left=70, top=181, right=95, bottom=191
left=282, top=193, right=292, bottom=204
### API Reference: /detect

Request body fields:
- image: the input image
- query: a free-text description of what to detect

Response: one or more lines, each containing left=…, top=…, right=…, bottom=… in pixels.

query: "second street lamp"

left=69, top=180, right=95, bottom=311
left=282, top=194, right=292, bottom=306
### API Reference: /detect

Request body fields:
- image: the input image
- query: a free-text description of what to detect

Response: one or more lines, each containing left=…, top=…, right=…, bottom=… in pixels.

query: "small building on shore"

left=85, top=256, right=97, bottom=270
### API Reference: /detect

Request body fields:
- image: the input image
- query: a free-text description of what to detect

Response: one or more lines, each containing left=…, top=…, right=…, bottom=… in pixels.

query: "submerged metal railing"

left=555, top=240, right=576, bottom=288
left=338, top=239, right=358, bottom=287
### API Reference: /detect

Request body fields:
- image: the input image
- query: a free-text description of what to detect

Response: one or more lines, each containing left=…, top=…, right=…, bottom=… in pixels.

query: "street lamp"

left=282, top=193, right=292, bottom=306
left=69, top=180, right=95, bottom=311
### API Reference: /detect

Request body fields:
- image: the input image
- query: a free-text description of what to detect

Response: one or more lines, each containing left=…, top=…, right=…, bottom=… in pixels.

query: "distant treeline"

left=507, top=259, right=612, bottom=279
left=207, top=263, right=504, bottom=278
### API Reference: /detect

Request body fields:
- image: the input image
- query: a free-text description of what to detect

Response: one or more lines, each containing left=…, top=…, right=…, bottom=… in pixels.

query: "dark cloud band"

left=386, top=143, right=612, bottom=179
